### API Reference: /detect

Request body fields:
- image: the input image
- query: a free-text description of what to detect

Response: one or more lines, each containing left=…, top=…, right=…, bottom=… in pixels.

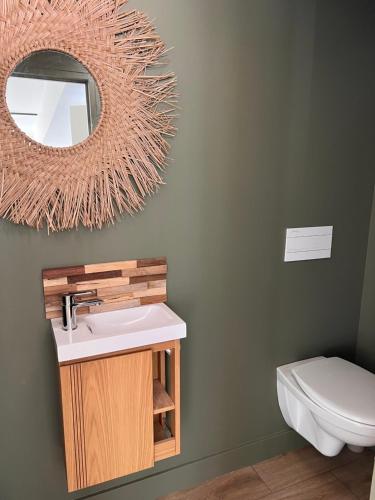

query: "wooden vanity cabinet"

left=58, top=340, right=181, bottom=492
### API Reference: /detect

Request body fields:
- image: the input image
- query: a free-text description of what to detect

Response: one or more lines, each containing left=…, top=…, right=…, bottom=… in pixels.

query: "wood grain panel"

left=168, top=340, right=181, bottom=454
left=96, top=286, right=166, bottom=304
left=88, top=299, right=141, bottom=314
left=84, top=260, right=137, bottom=273
left=129, top=274, right=166, bottom=284
left=42, top=277, right=68, bottom=287
left=70, top=364, right=87, bottom=490
left=81, top=351, right=154, bottom=487
left=59, top=350, right=155, bottom=491
left=42, top=258, right=167, bottom=319
left=155, top=438, right=176, bottom=462
left=141, top=294, right=167, bottom=306
left=138, top=257, right=167, bottom=268
left=44, top=284, right=78, bottom=297
left=75, top=277, right=130, bottom=290
left=121, top=265, right=167, bottom=278
left=95, top=282, right=148, bottom=297
left=59, top=365, right=80, bottom=492
left=67, top=270, right=122, bottom=284
left=148, top=279, right=167, bottom=289
left=43, top=265, right=85, bottom=280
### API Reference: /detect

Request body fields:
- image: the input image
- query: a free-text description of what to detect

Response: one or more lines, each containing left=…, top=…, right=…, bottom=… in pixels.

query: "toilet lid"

left=292, top=357, right=375, bottom=426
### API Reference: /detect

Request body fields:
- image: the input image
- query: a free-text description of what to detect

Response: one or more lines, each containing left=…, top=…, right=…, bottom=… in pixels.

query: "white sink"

left=51, top=303, right=186, bottom=363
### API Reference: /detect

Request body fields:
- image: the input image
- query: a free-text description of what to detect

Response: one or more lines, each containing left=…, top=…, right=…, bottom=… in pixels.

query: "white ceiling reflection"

left=6, top=76, right=90, bottom=147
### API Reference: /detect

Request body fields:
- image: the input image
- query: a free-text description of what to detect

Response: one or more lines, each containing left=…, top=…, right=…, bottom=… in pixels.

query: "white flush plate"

left=284, top=226, right=333, bottom=262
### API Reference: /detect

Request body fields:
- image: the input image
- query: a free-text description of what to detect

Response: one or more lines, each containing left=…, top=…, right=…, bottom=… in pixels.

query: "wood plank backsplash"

left=42, top=257, right=167, bottom=320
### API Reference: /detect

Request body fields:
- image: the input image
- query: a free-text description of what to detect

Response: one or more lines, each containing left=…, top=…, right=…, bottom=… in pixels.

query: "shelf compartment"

left=153, top=379, right=175, bottom=414
left=154, top=416, right=172, bottom=442
left=154, top=417, right=176, bottom=461
left=152, top=341, right=180, bottom=462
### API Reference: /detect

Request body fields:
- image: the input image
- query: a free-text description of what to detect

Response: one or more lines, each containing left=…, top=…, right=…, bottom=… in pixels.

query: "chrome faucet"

left=62, top=291, right=103, bottom=331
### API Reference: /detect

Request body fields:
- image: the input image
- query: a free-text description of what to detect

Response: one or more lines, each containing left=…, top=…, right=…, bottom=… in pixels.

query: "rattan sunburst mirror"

left=0, top=0, right=177, bottom=231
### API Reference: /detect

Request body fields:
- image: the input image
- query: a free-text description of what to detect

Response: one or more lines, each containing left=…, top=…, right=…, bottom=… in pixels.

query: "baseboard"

left=78, top=429, right=306, bottom=500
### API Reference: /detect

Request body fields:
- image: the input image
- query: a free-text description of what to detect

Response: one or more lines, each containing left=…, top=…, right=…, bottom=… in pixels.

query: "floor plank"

left=161, top=465, right=270, bottom=500
left=332, top=455, right=374, bottom=500
left=260, top=472, right=356, bottom=500
left=253, top=446, right=362, bottom=492
left=160, top=446, right=374, bottom=500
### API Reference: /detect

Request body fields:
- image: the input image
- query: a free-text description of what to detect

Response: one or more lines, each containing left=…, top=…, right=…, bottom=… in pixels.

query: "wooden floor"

left=161, top=446, right=374, bottom=500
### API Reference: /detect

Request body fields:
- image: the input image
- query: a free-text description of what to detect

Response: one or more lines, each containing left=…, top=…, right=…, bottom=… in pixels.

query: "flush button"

left=284, top=226, right=333, bottom=262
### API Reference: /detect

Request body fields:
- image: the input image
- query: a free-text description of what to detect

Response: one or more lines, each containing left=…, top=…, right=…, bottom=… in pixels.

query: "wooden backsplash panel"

left=42, top=258, right=167, bottom=320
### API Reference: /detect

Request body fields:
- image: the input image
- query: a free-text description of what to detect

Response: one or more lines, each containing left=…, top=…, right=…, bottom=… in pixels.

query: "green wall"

left=1, top=1, right=375, bottom=499
left=357, top=190, right=375, bottom=370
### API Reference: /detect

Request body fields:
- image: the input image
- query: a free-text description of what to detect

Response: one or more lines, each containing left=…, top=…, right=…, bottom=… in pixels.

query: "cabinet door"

left=60, top=350, right=154, bottom=491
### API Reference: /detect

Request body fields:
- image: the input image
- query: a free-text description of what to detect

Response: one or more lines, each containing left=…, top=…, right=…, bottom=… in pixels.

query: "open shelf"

left=151, top=342, right=180, bottom=462
left=153, top=379, right=175, bottom=414
left=154, top=416, right=175, bottom=462
left=154, top=417, right=172, bottom=443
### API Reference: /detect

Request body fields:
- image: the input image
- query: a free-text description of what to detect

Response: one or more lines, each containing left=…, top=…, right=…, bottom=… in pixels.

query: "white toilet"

left=277, top=356, right=375, bottom=456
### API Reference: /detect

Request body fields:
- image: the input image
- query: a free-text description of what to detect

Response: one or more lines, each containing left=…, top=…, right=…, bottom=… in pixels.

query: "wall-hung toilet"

left=277, top=356, right=375, bottom=456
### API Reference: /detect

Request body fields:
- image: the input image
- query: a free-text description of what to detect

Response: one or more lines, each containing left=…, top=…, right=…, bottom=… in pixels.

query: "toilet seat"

left=292, top=357, right=375, bottom=426
left=277, top=357, right=375, bottom=456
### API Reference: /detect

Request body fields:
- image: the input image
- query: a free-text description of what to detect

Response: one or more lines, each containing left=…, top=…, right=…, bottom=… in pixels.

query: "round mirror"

left=5, top=50, right=101, bottom=148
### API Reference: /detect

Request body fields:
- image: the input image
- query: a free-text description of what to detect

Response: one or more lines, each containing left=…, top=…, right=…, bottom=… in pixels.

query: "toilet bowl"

left=277, top=356, right=375, bottom=456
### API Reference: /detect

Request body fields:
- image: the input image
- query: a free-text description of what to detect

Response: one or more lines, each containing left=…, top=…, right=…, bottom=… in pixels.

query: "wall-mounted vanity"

left=42, top=258, right=186, bottom=492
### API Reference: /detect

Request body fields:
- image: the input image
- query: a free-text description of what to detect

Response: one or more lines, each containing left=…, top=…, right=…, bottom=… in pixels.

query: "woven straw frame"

left=0, top=0, right=177, bottom=231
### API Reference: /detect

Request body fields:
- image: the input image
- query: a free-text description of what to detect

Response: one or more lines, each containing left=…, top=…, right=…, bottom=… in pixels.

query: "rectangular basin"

left=51, top=303, right=186, bottom=362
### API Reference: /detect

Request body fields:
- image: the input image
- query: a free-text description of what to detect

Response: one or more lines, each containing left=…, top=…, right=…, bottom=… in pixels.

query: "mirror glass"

left=5, top=50, right=101, bottom=148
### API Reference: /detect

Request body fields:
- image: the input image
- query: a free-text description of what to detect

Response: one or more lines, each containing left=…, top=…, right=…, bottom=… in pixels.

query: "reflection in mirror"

left=5, top=50, right=101, bottom=148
